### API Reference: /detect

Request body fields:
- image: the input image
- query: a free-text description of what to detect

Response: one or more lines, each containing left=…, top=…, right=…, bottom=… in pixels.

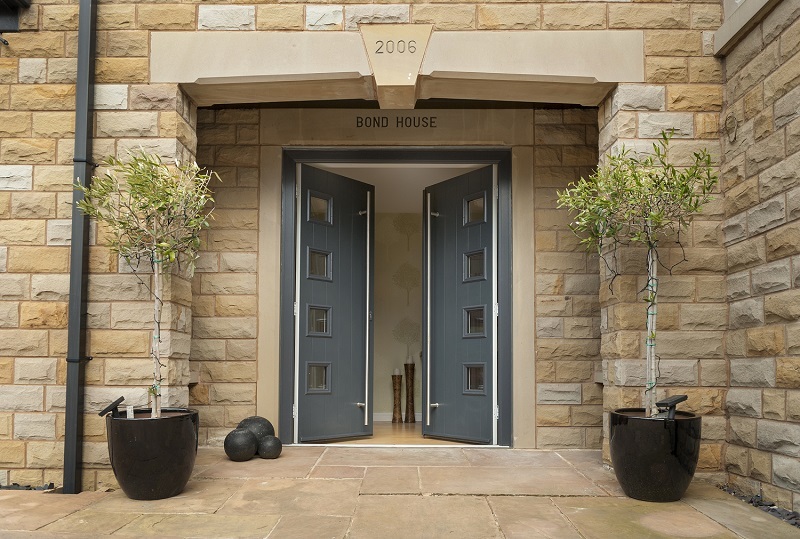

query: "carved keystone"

left=360, top=24, right=432, bottom=109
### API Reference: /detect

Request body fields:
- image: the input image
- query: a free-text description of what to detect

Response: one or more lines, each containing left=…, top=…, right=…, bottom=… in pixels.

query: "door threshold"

left=299, top=443, right=509, bottom=448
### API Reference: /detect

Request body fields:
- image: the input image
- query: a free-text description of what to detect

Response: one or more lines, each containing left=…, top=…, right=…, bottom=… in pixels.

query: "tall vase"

left=392, top=374, right=403, bottom=423
left=404, top=363, right=415, bottom=423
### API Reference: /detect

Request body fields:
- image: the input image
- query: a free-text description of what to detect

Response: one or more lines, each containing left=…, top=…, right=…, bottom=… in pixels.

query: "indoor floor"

left=325, top=422, right=468, bottom=446
left=2, top=446, right=797, bottom=538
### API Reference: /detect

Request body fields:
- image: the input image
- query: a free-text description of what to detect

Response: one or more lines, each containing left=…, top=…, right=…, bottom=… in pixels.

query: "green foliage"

left=558, top=131, right=717, bottom=414
left=75, top=151, right=217, bottom=416
left=76, top=151, right=217, bottom=276
left=557, top=132, right=717, bottom=261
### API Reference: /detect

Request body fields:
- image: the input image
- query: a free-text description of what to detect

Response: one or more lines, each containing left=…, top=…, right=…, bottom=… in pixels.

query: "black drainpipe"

left=63, top=0, right=96, bottom=495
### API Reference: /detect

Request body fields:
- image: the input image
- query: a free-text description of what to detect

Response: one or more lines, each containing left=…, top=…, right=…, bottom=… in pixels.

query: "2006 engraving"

left=375, top=40, right=417, bottom=54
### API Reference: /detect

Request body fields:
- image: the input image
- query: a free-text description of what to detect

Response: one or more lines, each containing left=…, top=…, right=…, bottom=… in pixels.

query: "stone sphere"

left=257, top=435, right=283, bottom=459
left=237, top=416, right=275, bottom=441
left=224, top=428, right=258, bottom=462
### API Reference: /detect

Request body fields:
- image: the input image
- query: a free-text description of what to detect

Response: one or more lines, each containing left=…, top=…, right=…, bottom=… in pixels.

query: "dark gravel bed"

left=720, top=485, right=800, bottom=529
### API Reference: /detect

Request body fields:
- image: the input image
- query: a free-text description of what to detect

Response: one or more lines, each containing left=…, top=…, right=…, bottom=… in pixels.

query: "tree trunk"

left=644, top=245, right=658, bottom=417
left=151, top=257, right=163, bottom=418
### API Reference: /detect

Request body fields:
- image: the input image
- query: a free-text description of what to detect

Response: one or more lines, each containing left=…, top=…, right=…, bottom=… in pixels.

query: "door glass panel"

left=308, top=306, right=331, bottom=336
left=308, top=249, right=331, bottom=280
left=465, top=307, right=485, bottom=337
left=464, top=364, right=485, bottom=393
left=306, top=363, right=330, bottom=393
left=464, top=250, right=485, bottom=281
left=309, top=192, right=332, bottom=224
left=464, top=194, right=485, bottom=225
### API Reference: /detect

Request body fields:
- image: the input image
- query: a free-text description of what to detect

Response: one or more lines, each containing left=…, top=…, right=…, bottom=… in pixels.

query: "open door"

left=295, top=165, right=374, bottom=442
left=423, top=165, right=496, bottom=444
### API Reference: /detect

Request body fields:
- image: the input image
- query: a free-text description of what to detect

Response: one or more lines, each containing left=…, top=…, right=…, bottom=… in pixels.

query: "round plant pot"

left=609, top=408, right=701, bottom=502
left=106, top=408, right=199, bottom=500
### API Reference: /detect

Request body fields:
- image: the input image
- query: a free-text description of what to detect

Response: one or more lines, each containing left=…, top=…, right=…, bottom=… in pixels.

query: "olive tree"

left=76, top=151, right=217, bottom=417
left=558, top=132, right=717, bottom=416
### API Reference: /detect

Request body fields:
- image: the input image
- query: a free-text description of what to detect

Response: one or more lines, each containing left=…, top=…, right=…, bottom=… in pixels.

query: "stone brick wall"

left=594, top=31, right=727, bottom=482
left=192, top=109, right=260, bottom=446
left=719, top=0, right=800, bottom=511
left=532, top=109, right=604, bottom=448
left=0, top=2, right=197, bottom=488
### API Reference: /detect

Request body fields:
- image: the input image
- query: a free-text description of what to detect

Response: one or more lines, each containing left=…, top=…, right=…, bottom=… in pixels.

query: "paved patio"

left=1, top=446, right=797, bottom=538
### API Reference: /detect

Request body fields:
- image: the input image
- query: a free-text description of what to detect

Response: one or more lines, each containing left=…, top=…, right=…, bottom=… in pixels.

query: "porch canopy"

left=151, top=28, right=644, bottom=109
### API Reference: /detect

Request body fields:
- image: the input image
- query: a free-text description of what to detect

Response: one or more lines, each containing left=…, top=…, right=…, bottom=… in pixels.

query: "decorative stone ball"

left=257, top=435, right=283, bottom=459
left=237, top=416, right=275, bottom=441
left=224, top=428, right=258, bottom=462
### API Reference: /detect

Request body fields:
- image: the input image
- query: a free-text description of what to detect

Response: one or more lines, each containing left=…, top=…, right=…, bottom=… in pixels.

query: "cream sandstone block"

left=19, top=302, right=68, bottom=329
left=94, top=58, right=150, bottom=84
left=256, top=5, right=305, bottom=31
left=8, top=246, right=69, bottom=273
left=542, top=4, right=606, bottom=31
left=138, top=5, right=197, bottom=31
left=0, top=139, right=56, bottom=165
left=412, top=5, right=475, bottom=30
left=41, top=6, right=79, bottom=32
left=2, top=33, right=65, bottom=58
left=96, top=5, right=136, bottom=30
left=608, top=5, right=690, bottom=30
left=0, top=220, right=45, bottom=244
left=10, top=85, right=76, bottom=111
left=477, top=5, right=541, bottom=30
left=0, top=112, right=32, bottom=137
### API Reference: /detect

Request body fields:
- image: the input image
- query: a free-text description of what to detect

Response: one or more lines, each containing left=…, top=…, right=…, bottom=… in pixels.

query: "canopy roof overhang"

left=151, top=29, right=644, bottom=109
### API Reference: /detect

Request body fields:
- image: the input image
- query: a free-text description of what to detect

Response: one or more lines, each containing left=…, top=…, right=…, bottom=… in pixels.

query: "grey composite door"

left=296, top=165, right=374, bottom=442
left=423, top=166, right=495, bottom=444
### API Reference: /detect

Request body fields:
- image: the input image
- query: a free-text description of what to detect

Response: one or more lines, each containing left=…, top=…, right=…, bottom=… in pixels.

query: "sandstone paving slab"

left=217, top=478, right=361, bottom=517
left=38, top=509, right=139, bottom=535
left=487, top=497, right=583, bottom=539
left=194, top=446, right=324, bottom=479
left=193, top=445, right=325, bottom=466
left=681, top=482, right=800, bottom=539
left=193, top=454, right=320, bottom=479
left=553, top=497, right=739, bottom=539
left=348, top=494, right=502, bottom=539
left=554, top=449, right=604, bottom=469
left=86, top=479, right=246, bottom=514
left=194, top=447, right=227, bottom=467
left=0, top=532, right=120, bottom=538
left=265, top=514, right=351, bottom=539
left=309, top=465, right=366, bottom=479
left=318, top=447, right=469, bottom=467
left=113, top=513, right=280, bottom=538
left=551, top=453, right=626, bottom=496
left=420, top=466, right=607, bottom=496
left=0, top=490, right=109, bottom=531
left=361, top=466, right=420, bottom=494
left=462, top=448, right=571, bottom=467
left=590, top=477, right=626, bottom=497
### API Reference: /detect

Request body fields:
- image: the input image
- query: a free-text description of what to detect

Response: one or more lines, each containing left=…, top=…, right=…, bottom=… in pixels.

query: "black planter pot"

left=609, top=408, right=701, bottom=502
left=106, top=408, right=199, bottom=500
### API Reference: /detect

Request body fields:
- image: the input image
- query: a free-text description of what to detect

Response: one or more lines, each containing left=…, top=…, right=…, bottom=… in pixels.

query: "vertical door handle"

left=362, top=191, right=371, bottom=426
left=425, top=192, right=432, bottom=426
